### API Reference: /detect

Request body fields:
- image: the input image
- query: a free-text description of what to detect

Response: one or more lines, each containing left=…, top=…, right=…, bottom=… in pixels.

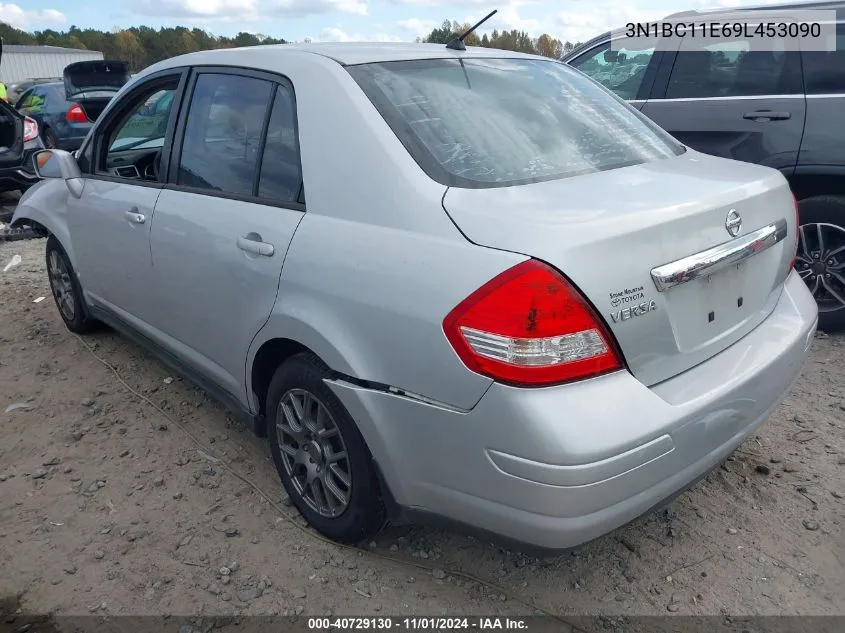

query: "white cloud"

left=551, top=4, right=665, bottom=44
left=428, top=0, right=797, bottom=47
left=428, top=2, right=650, bottom=45
left=694, top=0, right=784, bottom=8
left=131, top=0, right=367, bottom=21
left=0, top=3, right=66, bottom=30
left=310, top=26, right=403, bottom=42
left=396, top=17, right=437, bottom=37
left=487, top=5, right=543, bottom=34
left=544, top=0, right=803, bottom=45
left=387, top=0, right=495, bottom=6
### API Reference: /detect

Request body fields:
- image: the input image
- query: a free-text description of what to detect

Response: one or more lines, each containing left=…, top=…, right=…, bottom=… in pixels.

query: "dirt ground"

left=1, top=231, right=844, bottom=627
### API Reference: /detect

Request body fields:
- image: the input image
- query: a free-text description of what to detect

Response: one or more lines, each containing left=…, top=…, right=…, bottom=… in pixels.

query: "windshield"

left=347, top=57, right=685, bottom=188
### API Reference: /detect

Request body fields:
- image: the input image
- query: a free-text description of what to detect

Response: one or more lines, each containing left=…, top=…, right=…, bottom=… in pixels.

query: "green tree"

left=421, top=20, right=582, bottom=58
left=535, top=33, right=563, bottom=59
left=0, top=20, right=289, bottom=73
left=423, top=20, right=460, bottom=44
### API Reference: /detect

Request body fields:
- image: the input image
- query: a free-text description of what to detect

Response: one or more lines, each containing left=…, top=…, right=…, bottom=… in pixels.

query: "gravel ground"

left=1, top=232, right=843, bottom=627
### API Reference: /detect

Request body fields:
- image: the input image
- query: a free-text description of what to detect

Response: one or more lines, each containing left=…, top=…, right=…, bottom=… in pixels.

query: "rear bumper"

left=0, top=164, right=39, bottom=191
left=328, top=271, right=818, bottom=550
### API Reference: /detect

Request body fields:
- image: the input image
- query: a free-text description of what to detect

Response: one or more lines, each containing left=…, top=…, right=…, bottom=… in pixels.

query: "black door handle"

left=743, top=110, right=791, bottom=121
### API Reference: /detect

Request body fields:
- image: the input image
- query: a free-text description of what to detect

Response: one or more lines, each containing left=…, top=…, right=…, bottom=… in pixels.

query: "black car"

left=0, top=98, right=44, bottom=194
left=563, top=0, right=845, bottom=331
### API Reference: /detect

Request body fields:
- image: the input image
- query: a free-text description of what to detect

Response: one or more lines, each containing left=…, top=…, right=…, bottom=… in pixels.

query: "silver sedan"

left=12, top=41, right=817, bottom=551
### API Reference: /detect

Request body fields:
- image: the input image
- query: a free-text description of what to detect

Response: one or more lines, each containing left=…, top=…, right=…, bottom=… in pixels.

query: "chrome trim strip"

left=648, top=95, right=804, bottom=102
left=651, top=218, right=788, bottom=292
left=630, top=94, right=843, bottom=104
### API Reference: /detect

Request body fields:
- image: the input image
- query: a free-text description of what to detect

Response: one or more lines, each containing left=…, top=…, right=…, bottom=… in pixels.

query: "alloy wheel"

left=47, top=250, right=76, bottom=321
left=795, top=223, right=845, bottom=313
left=275, top=389, right=352, bottom=518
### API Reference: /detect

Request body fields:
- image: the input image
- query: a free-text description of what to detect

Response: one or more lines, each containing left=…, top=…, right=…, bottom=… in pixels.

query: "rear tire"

left=266, top=353, right=386, bottom=544
left=45, top=235, right=99, bottom=334
left=796, top=195, right=845, bottom=332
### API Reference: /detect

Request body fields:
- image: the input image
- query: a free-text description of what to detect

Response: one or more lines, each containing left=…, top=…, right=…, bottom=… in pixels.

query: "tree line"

left=419, top=20, right=582, bottom=59
left=0, top=18, right=581, bottom=74
left=0, top=22, right=286, bottom=72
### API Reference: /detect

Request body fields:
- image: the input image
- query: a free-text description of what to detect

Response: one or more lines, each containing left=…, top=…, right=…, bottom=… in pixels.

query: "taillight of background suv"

left=23, top=117, right=39, bottom=143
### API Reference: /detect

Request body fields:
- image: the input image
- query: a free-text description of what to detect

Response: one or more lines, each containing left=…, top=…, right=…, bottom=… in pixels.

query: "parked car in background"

left=15, top=60, right=130, bottom=151
left=562, top=1, right=845, bottom=331
left=11, top=43, right=816, bottom=551
left=6, top=78, right=61, bottom=106
left=0, top=97, right=43, bottom=193
left=17, top=82, right=109, bottom=151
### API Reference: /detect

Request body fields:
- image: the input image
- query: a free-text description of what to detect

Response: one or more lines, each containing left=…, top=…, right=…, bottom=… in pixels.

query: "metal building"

left=0, top=45, right=104, bottom=84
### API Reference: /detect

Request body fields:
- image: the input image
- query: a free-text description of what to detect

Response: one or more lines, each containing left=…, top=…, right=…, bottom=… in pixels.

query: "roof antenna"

left=446, top=9, right=497, bottom=51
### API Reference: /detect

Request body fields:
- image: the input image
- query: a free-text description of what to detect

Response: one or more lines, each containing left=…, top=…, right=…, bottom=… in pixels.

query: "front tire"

left=45, top=235, right=99, bottom=334
left=266, top=353, right=386, bottom=544
left=795, top=195, right=845, bottom=332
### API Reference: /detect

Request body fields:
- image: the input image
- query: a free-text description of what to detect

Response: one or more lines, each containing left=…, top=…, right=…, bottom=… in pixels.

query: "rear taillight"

left=443, top=260, right=623, bottom=387
left=66, top=104, right=88, bottom=123
left=790, top=193, right=800, bottom=271
left=23, top=117, right=38, bottom=143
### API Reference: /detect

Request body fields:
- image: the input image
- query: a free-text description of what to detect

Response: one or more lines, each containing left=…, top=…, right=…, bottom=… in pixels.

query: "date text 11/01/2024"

left=308, top=618, right=529, bottom=630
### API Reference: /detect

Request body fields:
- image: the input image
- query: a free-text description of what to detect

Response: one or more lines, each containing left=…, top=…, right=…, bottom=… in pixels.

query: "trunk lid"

left=442, top=150, right=796, bottom=387
left=63, top=60, right=130, bottom=99
left=63, top=60, right=130, bottom=124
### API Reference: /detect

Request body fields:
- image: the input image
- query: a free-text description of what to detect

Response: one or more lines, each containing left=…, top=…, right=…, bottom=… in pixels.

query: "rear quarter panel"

left=243, top=50, right=527, bottom=412
left=265, top=213, right=526, bottom=411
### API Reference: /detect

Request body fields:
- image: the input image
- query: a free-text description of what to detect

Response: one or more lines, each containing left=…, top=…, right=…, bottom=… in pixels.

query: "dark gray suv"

left=563, top=1, right=845, bottom=331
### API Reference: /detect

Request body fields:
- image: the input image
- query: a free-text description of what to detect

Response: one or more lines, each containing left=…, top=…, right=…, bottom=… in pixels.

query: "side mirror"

left=32, top=149, right=84, bottom=198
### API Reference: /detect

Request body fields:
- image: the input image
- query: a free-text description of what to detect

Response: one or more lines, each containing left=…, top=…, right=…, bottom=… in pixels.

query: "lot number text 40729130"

left=308, top=618, right=529, bottom=630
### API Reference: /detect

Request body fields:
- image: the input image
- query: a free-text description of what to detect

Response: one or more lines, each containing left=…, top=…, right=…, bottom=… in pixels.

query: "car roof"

left=147, top=41, right=552, bottom=71
left=21, top=81, right=62, bottom=93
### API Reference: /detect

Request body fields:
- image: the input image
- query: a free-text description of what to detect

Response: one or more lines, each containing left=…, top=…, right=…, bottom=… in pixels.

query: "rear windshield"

left=347, top=57, right=685, bottom=188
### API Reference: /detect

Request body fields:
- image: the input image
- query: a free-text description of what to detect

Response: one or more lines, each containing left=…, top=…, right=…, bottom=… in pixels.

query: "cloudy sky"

left=4, top=0, right=783, bottom=44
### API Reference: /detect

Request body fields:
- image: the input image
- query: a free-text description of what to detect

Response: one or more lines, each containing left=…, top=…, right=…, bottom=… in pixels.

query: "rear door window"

left=177, top=73, right=273, bottom=197
left=803, top=22, right=845, bottom=94
left=665, top=38, right=802, bottom=99
left=257, top=84, right=303, bottom=204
